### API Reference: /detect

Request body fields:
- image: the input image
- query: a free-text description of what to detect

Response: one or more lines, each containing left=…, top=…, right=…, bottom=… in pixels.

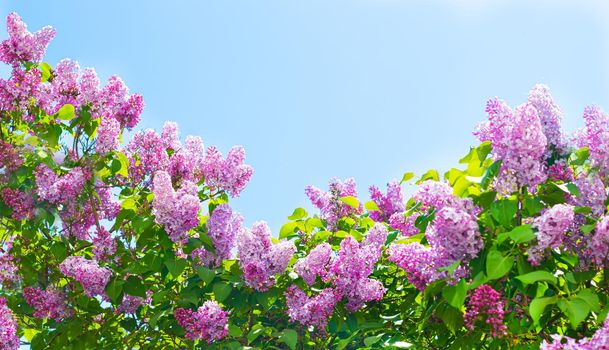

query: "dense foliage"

left=2, top=12, right=609, bottom=350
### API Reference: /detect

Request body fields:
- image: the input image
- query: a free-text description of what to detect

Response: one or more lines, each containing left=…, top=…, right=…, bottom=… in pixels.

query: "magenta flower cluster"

left=192, top=204, right=243, bottom=267
left=0, top=297, right=19, bottom=350
left=285, top=285, right=339, bottom=331
left=306, top=177, right=363, bottom=230
left=23, top=287, right=70, bottom=321
left=0, top=12, right=55, bottom=66
left=579, top=106, right=609, bottom=174
left=59, top=256, right=111, bottom=298
left=294, top=242, right=333, bottom=285
left=202, top=145, right=254, bottom=197
left=464, top=285, right=507, bottom=338
left=387, top=242, right=436, bottom=291
left=237, top=221, right=296, bottom=291
left=1, top=187, right=34, bottom=220
left=528, top=204, right=575, bottom=265
left=34, top=165, right=88, bottom=204
left=369, top=180, right=405, bottom=222
left=174, top=301, right=228, bottom=343
left=152, top=170, right=200, bottom=244
left=541, top=318, right=609, bottom=349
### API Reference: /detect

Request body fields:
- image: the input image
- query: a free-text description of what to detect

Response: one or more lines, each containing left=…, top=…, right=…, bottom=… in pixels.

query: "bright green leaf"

left=486, top=250, right=513, bottom=280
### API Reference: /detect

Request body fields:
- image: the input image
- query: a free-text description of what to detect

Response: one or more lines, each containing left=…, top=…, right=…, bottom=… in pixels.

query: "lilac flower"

left=59, top=256, right=111, bottom=298
left=0, top=12, right=55, bottom=65
left=0, top=66, right=44, bottom=120
left=570, top=172, right=606, bottom=217
left=169, top=135, right=205, bottom=182
left=0, top=297, right=19, bottom=350
left=388, top=211, right=420, bottom=236
left=285, top=285, right=339, bottom=331
left=368, top=180, right=405, bottom=222
left=541, top=317, right=609, bottom=349
left=174, top=301, right=228, bottom=343
left=464, top=285, right=507, bottom=338
left=192, top=204, right=243, bottom=267
left=96, top=116, right=121, bottom=154
left=294, top=242, right=333, bottom=285
left=161, top=121, right=180, bottom=150
left=581, top=106, right=609, bottom=173
left=527, top=84, right=565, bottom=152
left=0, top=247, right=18, bottom=286
left=236, top=221, right=296, bottom=291
left=305, top=178, right=362, bottom=230
left=589, top=216, right=609, bottom=266
left=116, top=292, right=152, bottom=315
left=92, top=228, right=117, bottom=262
left=527, top=204, right=575, bottom=265
left=412, top=180, right=456, bottom=210
left=0, top=141, right=22, bottom=172
left=1, top=188, right=34, bottom=220
left=387, top=242, right=437, bottom=291
left=23, top=287, right=70, bottom=321
left=152, top=170, right=200, bottom=244
left=34, top=165, right=88, bottom=204
left=202, top=145, right=253, bottom=197
left=475, top=99, right=548, bottom=193
left=329, top=227, right=387, bottom=311
left=426, top=206, right=483, bottom=268
left=126, top=128, right=169, bottom=182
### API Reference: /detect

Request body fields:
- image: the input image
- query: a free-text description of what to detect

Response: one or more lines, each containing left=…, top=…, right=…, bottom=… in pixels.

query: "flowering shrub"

left=2, top=12, right=609, bottom=350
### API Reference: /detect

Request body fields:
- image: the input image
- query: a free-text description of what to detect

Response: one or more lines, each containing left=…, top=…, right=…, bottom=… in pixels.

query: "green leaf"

left=481, top=160, right=501, bottom=188
left=486, top=250, right=513, bottom=280
left=442, top=279, right=467, bottom=309
left=401, top=172, right=415, bottom=184
left=247, top=324, right=265, bottom=344
left=507, top=224, right=535, bottom=243
left=557, top=183, right=580, bottom=197
left=196, top=266, right=216, bottom=284
left=364, top=334, right=384, bottom=347
left=57, top=104, right=75, bottom=121
left=558, top=297, right=590, bottom=329
left=575, top=289, right=600, bottom=313
left=39, top=62, right=52, bottom=82
left=213, top=282, right=232, bottom=302
left=280, top=329, right=298, bottom=350
left=419, top=169, right=439, bottom=183
left=288, top=207, right=308, bottom=220
left=279, top=221, right=299, bottom=239
left=515, top=271, right=557, bottom=285
left=490, top=199, right=518, bottom=227
left=365, top=200, right=380, bottom=212
left=529, top=296, right=557, bottom=325
left=105, top=278, right=124, bottom=304
left=339, top=196, right=359, bottom=209
left=164, top=257, right=187, bottom=278
left=124, top=276, right=146, bottom=298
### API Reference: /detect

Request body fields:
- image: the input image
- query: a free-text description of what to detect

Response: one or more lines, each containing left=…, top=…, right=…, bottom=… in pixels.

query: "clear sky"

left=1, top=1, right=608, bottom=233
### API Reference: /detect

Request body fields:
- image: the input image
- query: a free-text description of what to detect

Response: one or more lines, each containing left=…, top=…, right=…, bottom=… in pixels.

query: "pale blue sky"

left=2, top=1, right=608, bottom=232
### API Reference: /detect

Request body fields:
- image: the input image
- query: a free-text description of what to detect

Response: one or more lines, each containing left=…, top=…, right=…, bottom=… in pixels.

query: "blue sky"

left=1, top=1, right=608, bottom=233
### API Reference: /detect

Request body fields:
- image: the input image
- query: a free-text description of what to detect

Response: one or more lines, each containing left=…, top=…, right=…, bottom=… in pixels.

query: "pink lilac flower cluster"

left=589, top=216, right=609, bottom=266
left=284, top=285, right=339, bottom=331
left=387, top=242, right=437, bottom=291
left=152, top=170, right=200, bottom=244
left=59, top=256, right=111, bottom=298
left=59, top=183, right=119, bottom=240
left=570, top=173, right=607, bottom=217
left=388, top=211, right=420, bottom=236
left=294, top=242, right=333, bottom=285
left=236, top=221, right=296, bottom=291
left=34, top=164, right=88, bottom=204
left=306, top=178, right=363, bottom=231
left=464, top=285, right=507, bottom=338
left=92, top=227, right=117, bottom=261
left=541, top=317, right=609, bottom=349
left=174, top=301, right=228, bottom=343
left=580, top=106, right=609, bottom=174
left=126, top=129, right=170, bottom=182
left=23, top=286, right=70, bottom=321
left=191, top=204, right=243, bottom=267
left=0, top=297, right=19, bottom=350
left=96, top=116, right=121, bottom=155
left=368, top=180, right=405, bottom=222
left=0, top=67, right=44, bottom=121
left=547, top=161, right=574, bottom=182
left=427, top=206, right=483, bottom=267
left=527, top=84, right=565, bottom=153
left=0, top=12, right=55, bottom=66
left=202, top=145, right=253, bottom=197
left=412, top=180, right=457, bottom=210
left=475, top=98, right=548, bottom=193
left=0, top=140, right=22, bottom=171
left=116, top=291, right=152, bottom=315
left=328, top=224, right=387, bottom=311
left=527, top=204, right=575, bottom=265
left=0, top=248, right=18, bottom=285
left=1, top=187, right=34, bottom=220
